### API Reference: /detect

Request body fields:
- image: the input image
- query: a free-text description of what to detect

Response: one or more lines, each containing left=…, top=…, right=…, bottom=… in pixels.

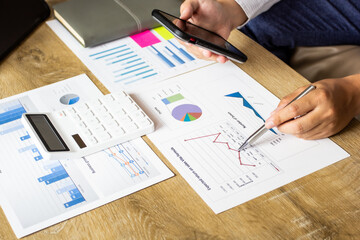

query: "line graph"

left=102, top=144, right=146, bottom=178
left=184, top=132, right=255, bottom=167
left=83, top=141, right=161, bottom=197
left=180, top=121, right=281, bottom=187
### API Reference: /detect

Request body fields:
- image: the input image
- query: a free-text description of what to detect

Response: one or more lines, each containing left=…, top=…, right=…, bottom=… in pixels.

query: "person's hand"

left=265, top=74, right=360, bottom=139
left=179, top=0, right=247, bottom=63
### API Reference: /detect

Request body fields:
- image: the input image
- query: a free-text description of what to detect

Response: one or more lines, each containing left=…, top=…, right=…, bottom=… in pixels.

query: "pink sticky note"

left=130, top=30, right=161, bottom=48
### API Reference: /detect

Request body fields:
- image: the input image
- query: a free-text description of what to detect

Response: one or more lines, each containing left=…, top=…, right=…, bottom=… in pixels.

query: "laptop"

left=0, top=0, right=50, bottom=61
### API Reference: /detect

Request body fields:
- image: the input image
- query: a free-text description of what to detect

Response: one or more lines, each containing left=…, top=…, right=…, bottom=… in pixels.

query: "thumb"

left=180, top=0, right=199, bottom=20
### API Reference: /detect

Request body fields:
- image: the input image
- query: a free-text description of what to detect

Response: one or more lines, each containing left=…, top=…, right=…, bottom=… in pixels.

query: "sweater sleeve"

left=234, top=0, right=280, bottom=20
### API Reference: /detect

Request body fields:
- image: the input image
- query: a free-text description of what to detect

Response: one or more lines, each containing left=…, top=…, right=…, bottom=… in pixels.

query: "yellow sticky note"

left=154, top=26, right=174, bottom=40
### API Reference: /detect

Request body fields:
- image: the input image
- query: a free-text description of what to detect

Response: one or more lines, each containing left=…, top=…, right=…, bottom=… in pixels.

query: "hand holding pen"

left=239, top=85, right=316, bottom=151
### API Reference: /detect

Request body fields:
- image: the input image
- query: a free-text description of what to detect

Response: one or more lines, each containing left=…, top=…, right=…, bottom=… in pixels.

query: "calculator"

left=21, top=91, right=154, bottom=160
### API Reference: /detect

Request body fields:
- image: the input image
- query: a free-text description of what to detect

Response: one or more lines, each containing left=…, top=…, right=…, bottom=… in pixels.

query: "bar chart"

left=38, top=162, right=85, bottom=208
left=0, top=76, right=175, bottom=237
left=0, top=99, right=26, bottom=135
left=86, top=28, right=200, bottom=87
left=0, top=98, right=86, bottom=210
left=146, top=39, right=195, bottom=69
left=47, top=20, right=211, bottom=92
left=89, top=42, right=158, bottom=85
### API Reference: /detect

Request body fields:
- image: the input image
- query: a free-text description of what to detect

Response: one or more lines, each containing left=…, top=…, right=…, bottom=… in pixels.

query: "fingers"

left=201, top=49, right=228, bottom=62
left=265, top=76, right=360, bottom=140
left=180, top=0, right=199, bottom=20
left=281, top=119, right=332, bottom=140
left=194, top=48, right=228, bottom=63
left=178, top=39, right=229, bottom=63
left=275, top=108, right=322, bottom=136
left=272, top=86, right=310, bottom=113
left=179, top=0, right=230, bottom=63
left=293, top=122, right=327, bottom=140
left=265, top=90, right=317, bottom=130
left=216, top=55, right=228, bottom=63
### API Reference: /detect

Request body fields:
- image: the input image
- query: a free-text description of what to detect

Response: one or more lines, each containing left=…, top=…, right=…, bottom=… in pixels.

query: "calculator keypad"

left=57, top=92, right=153, bottom=147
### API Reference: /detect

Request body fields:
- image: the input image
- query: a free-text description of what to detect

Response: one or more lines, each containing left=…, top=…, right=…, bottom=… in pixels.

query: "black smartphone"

left=0, top=0, right=50, bottom=61
left=152, top=9, right=247, bottom=63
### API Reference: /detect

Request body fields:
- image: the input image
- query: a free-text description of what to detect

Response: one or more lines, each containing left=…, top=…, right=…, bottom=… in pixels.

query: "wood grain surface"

left=0, top=2, right=359, bottom=239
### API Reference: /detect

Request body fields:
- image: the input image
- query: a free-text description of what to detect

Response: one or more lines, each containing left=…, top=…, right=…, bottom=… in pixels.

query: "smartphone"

left=152, top=9, right=247, bottom=63
left=0, top=0, right=50, bottom=61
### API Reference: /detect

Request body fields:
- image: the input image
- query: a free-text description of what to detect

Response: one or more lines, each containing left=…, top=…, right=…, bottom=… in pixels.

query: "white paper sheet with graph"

left=47, top=20, right=212, bottom=92
left=0, top=75, right=173, bottom=238
left=132, top=62, right=349, bottom=213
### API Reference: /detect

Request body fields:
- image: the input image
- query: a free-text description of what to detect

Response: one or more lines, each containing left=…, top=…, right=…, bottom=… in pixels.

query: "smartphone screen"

left=154, top=10, right=247, bottom=63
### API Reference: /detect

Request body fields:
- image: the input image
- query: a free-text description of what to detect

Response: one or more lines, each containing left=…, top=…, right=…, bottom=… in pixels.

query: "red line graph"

left=184, top=133, right=256, bottom=167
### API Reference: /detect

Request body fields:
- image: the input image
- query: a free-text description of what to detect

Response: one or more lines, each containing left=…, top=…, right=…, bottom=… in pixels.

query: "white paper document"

left=130, top=62, right=349, bottom=214
left=0, top=75, right=173, bottom=238
left=47, top=20, right=212, bottom=92
left=43, top=19, right=349, bottom=214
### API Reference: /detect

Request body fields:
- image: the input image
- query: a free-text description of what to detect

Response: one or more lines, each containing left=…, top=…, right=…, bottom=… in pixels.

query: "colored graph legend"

left=153, top=26, right=174, bottom=40
left=130, top=30, right=161, bottom=48
left=161, top=93, right=184, bottom=105
left=130, top=28, right=195, bottom=69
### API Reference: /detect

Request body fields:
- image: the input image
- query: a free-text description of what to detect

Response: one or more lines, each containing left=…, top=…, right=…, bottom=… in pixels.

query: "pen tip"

left=238, top=143, right=246, bottom=152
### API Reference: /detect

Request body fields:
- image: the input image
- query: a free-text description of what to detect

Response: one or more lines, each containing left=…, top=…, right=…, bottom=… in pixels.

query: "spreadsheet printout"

left=0, top=74, right=173, bottom=238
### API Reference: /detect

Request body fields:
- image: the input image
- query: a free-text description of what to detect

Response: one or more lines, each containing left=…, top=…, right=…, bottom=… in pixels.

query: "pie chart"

left=172, top=104, right=202, bottom=122
left=60, top=93, right=80, bottom=105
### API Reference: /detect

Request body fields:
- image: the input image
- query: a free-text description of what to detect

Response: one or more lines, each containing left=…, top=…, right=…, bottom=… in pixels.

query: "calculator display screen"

left=26, top=114, right=69, bottom=152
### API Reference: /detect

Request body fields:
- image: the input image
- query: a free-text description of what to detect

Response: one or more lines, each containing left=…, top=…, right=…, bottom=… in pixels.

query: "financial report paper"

left=47, top=20, right=212, bottom=93
left=0, top=74, right=173, bottom=238
left=46, top=19, right=349, bottom=214
left=130, top=62, right=349, bottom=213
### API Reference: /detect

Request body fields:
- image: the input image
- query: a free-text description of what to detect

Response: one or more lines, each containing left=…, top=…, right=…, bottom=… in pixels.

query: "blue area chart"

left=225, top=92, right=276, bottom=134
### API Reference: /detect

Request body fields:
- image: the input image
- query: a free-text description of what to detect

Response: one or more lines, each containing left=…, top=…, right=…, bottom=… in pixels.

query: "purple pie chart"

left=171, top=104, right=202, bottom=122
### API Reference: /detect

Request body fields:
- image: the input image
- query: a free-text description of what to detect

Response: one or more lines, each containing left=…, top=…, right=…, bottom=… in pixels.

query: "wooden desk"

left=1, top=5, right=359, bottom=240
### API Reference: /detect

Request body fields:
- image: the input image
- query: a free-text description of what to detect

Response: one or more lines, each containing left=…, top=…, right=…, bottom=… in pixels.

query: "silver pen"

left=238, top=85, right=316, bottom=151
